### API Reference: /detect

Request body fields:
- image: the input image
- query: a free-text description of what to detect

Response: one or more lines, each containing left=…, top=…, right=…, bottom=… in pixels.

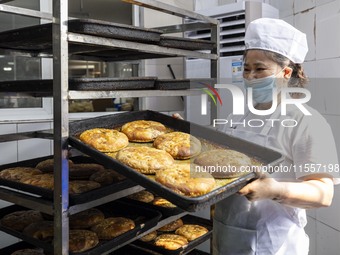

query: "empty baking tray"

left=132, top=214, right=212, bottom=255
left=0, top=200, right=162, bottom=255
left=155, top=78, right=216, bottom=90
left=0, top=77, right=156, bottom=96
left=0, top=19, right=162, bottom=52
left=159, top=35, right=216, bottom=51
left=0, top=155, right=138, bottom=205
left=68, top=110, right=284, bottom=212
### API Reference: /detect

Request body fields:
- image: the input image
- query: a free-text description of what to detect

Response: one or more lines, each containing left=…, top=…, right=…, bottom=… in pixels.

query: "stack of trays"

left=0, top=19, right=215, bottom=61
left=0, top=200, right=162, bottom=255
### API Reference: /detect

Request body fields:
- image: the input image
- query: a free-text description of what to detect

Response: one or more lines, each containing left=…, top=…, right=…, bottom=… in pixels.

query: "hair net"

left=244, top=18, right=308, bottom=63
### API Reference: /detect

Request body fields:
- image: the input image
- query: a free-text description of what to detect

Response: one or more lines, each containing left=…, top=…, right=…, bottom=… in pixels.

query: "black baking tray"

left=0, top=19, right=162, bottom=52
left=0, top=77, right=157, bottom=96
left=159, top=35, right=215, bottom=51
left=110, top=244, right=161, bottom=255
left=111, top=245, right=209, bottom=255
left=155, top=78, right=216, bottom=90
left=133, top=215, right=212, bottom=255
left=0, top=241, right=50, bottom=255
left=122, top=197, right=185, bottom=217
left=0, top=200, right=162, bottom=255
left=0, top=155, right=138, bottom=205
left=68, top=110, right=284, bottom=212
left=73, top=48, right=177, bottom=62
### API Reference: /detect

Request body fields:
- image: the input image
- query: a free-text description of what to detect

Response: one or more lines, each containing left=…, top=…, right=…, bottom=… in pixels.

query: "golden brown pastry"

left=69, top=180, right=101, bottom=194
left=175, top=224, right=209, bottom=241
left=69, top=163, right=105, bottom=179
left=69, top=229, right=99, bottom=253
left=121, top=120, right=167, bottom=142
left=91, top=217, right=135, bottom=239
left=11, top=249, right=45, bottom=255
left=0, top=210, right=44, bottom=232
left=139, top=230, right=157, bottom=242
left=89, top=169, right=125, bottom=186
left=23, top=221, right=54, bottom=241
left=0, top=167, right=42, bottom=181
left=79, top=128, right=129, bottom=152
left=155, top=163, right=216, bottom=197
left=116, top=146, right=174, bottom=174
left=69, top=208, right=105, bottom=229
left=35, top=158, right=74, bottom=173
left=126, top=190, right=154, bottom=203
left=19, top=174, right=54, bottom=190
left=152, top=197, right=177, bottom=208
left=158, top=218, right=183, bottom=232
left=153, top=132, right=201, bottom=159
left=154, top=234, right=188, bottom=250
left=194, top=149, right=252, bottom=178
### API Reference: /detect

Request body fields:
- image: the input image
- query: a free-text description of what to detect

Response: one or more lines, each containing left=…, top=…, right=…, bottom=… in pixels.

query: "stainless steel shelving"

left=0, top=1, right=219, bottom=254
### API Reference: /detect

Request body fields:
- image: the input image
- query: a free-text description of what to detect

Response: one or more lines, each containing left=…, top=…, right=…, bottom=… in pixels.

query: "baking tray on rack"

left=132, top=214, right=212, bottom=255
left=0, top=77, right=157, bottom=96
left=0, top=19, right=162, bottom=52
left=122, top=196, right=185, bottom=217
left=0, top=241, right=50, bottom=255
left=0, top=155, right=138, bottom=205
left=0, top=200, right=162, bottom=255
left=154, top=78, right=216, bottom=90
left=111, top=245, right=209, bottom=255
left=159, top=35, right=215, bottom=51
left=68, top=110, right=284, bottom=212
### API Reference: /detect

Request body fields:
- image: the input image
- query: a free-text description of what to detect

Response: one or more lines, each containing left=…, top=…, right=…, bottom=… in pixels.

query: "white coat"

left=212, top=104, right=339, bottom=255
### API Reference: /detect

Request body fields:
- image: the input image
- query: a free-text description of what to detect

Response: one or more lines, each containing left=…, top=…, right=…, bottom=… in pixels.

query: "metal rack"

left=0, top=0, right=219, bottom=254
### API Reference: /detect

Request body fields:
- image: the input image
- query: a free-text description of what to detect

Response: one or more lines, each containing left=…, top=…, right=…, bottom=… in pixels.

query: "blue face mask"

left=243, top=70, right=284, bottom=103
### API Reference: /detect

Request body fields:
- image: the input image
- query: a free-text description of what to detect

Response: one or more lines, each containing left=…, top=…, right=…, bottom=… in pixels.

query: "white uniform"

left=213, top=104, right=339, bottom=255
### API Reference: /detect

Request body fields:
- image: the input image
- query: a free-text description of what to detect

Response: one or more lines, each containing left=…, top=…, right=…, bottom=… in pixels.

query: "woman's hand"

left=238, top=173, right=334, bottom=208
left=238, top=174, right=284, bottom=202
left=172, top=113, right=184, bottom=120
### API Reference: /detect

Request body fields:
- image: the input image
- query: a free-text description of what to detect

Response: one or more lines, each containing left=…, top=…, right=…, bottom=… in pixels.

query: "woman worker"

left=211, top=18, right=339, bottom=255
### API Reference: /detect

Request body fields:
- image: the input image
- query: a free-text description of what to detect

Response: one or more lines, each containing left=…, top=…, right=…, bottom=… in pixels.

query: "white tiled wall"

left=276, top=0, right=340, bottom=254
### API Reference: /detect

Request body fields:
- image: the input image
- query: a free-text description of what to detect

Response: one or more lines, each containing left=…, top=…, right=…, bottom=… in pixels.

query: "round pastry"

left=69, top=180, right=101, bottom=194
left=69, top=229, right=99, bottom=253
left=23, top=221, right=54, bottom=241
left=89, top=169, right=125, bottom=186
left=0, top=210, right=44, bottom=232
left=155, top=163, right=216, bottom=197
left=154, top=234, right=188, bottom=250
left=69, top=208, right=105, bottom=229
left=69, top=163, right=105, bottom=179
left=126, top=190, right=154, bottom=203
left=152, top=197, right=177, bottom=208
left=79, top=128, right=129, bottom=152
left=11, top=249, right=45, bottom=255
left=19, top=174, right=54, bottom=190
left=121, top=120, right=167, bottom=142
left=158, top=218, right=183, bottom=232
left=116, top=147, right=174, bottom=174
left=175, top=224, right=209, bottom=241
left=91, top=217, right=135, bottom=239
left=0, top=167, right=42, bottom=181
left=139, top=230, right=157, bottom=242
left=193, top=149, right=252, bottom=178
left=153, top=132, right=201, bottom=159
left=35, top=158, right=74, bottom=173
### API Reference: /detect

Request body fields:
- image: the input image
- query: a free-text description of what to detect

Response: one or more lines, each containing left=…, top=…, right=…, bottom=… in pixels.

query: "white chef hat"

left=244, top=18, right=308, bottom=64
